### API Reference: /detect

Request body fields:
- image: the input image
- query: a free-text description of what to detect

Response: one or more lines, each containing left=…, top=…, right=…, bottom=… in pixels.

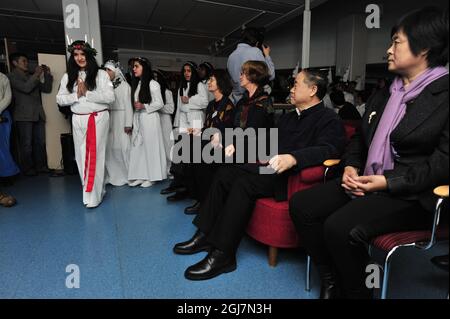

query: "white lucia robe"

left=105, top=79, right=133, bottom=186
left=158, top=89, right=175, bottom=173
left=173, top=81, right=209, bottom=130
left=128, top=80, right=167, bottom=182
left=56, top=70, right=115, bottom=208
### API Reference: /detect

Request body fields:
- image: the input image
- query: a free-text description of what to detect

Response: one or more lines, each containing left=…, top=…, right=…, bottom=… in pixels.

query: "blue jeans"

left=15, top=120, right=47, bottom=173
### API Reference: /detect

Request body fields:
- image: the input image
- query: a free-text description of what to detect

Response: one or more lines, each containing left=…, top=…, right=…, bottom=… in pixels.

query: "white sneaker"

left=86, top=202, right=100, bottom=209
left=140, top=181, right=153, bottom=188
left=129, top=180, right=144, bottom=187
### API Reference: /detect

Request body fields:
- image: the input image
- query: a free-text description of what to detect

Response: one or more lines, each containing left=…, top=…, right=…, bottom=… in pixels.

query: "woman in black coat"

left=289, top=7, right=449, bottom=299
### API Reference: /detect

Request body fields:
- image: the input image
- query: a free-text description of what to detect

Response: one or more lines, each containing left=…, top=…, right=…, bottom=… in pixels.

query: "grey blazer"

left=8, top=69, right=53, bottom=122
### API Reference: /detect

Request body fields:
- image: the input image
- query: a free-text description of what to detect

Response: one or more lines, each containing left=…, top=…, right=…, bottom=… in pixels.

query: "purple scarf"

left=364, top=67, right=448, bottom=176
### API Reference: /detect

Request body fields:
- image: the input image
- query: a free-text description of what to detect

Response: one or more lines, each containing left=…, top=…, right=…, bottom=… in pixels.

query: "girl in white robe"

left=153, top=70, right=175, bottom=175
left=56, top=41, right=115, bottom=208
left=173, top=61, right=209, bottom=131
left=103, top=60, right=133, bottom=186
left=128, top=57, right=167, bottom=187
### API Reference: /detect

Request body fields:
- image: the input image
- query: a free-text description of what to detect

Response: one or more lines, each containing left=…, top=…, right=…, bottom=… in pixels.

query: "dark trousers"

left=193, top=165, right=277, bottom=254
left=188, top=163, right=223, bottom=202
left=289, top=179, right=432, bottom=298
left=168, top=133, right=196, bottom=190
left=15, top=120, right=47, bottom=173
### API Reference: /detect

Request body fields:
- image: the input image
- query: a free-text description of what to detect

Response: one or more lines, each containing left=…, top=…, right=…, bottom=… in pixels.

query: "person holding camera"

left=8, top=53, right=53, bottom=176
left=227, top=27, right=275, bottom=104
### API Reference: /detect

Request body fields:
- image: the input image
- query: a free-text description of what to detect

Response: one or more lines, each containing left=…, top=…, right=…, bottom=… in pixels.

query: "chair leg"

left=268, top=246, right=278, bottom=267
left=381, top=247, right=399, bottom=299
left=305, top=255, right=311, bottom=292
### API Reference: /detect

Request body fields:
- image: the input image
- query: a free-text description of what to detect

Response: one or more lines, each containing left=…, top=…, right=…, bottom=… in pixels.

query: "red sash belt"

left=73, top=109, right=108, bottom=193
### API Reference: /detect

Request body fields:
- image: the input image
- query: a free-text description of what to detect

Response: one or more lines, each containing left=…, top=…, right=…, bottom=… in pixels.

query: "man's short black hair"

left=301, top=69, right=328, bottom=100
left=391, top=6, right=448, bottom=68
left=241, top=27, right=265, bottom=47
left=9, top=52, right=28, bottom=66
left=330, top=91, right=346, bottom=106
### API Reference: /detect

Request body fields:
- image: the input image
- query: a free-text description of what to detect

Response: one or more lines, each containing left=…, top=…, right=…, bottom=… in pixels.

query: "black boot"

left=184, top=248, right=237, bottom=281
left=161, top=183, right=186, bottom=195
left=431, top=254, right=449, bottom=272
left=167, top=189, right=189, bottom=202
left=317, top=265, right=340, bottom=299
left=184, top=201, right=201, bottom=215
left=173, top=230, right=211, bottom=255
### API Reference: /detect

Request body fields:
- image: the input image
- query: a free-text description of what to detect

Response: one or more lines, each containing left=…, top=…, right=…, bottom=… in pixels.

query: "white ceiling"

left=0, top=0, right=328, bottom=58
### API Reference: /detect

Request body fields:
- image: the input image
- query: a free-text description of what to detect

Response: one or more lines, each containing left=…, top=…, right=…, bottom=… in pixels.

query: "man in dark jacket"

left=8, top=52, right=53, bottom=176
left=173, top=69, right=347, bottom=281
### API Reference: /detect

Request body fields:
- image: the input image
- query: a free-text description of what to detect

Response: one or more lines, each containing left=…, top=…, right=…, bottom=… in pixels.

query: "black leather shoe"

left=37, top=167, right=51, bottom=174
left=431, top=254, right=449, bottom=272
left=24, top=169, right=37, bottom=177
left=167, top=190, right=189, bottom=202
left=184, top=201, right=201, bottom=215
left=317, top=265, right=340, bottom=299
left=184, top=249, right=237, bottom=280
left=173, top=230, right=211, bottom=255
left=161, top=185, right=185, bottom=195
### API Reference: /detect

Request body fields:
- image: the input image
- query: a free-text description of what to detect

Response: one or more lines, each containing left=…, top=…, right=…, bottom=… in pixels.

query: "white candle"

left=84, top=34, right=88, bottom=43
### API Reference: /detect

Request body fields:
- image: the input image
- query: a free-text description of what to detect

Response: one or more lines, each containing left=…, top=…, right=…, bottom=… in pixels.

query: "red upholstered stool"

left=246, top=166, right=325, bottom=266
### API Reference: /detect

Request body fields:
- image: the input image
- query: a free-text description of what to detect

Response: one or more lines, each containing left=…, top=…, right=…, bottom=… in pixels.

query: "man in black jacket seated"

left=173, top=69, right=347, bottom=280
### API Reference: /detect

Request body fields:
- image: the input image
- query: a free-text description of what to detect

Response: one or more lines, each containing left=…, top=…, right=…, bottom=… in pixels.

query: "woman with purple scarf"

left=289, top=7, right=449, bottom=299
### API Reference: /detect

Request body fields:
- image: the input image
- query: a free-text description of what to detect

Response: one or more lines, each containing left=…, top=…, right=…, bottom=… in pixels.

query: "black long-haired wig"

left=66, top=40, right=99, bottom=93
left=130, top=57, right=153, bottom=105
left=178, top=61, right=200, bottom=97
left=153, top=69, right=169, bottom=104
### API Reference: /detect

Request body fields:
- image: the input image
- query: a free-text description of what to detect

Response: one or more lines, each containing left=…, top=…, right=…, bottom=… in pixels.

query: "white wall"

left=265, top=0, right=448, bottom=70
left=116, top=48, right=228, bottom=73
left=38, top=54, right=71, bottom=170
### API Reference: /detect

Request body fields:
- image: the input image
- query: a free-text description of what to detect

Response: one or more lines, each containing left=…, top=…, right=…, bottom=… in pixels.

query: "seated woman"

left=289, top=7, right=448, bottom=299
left=184, top=69, right=235, bottom=214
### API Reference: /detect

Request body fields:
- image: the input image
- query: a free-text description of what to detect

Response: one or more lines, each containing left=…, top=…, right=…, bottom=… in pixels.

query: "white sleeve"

left=173, top=90, right=182, bottom=127
left=0, top=75, right=12, bottom=113
left=161, top=90, right=175, bottom=114
left=85, top=70, right=115, bottom=105
left=144, top=81, right=164, bottom=113
left=252, top=48, right=276, bottom=81
left=265, top=55, right=276, bottom=81
left=56, top=73, right=79, bottom=106
left=188, top=82, right=209, bottom=110
left=120, top=83, right=133, bottom=127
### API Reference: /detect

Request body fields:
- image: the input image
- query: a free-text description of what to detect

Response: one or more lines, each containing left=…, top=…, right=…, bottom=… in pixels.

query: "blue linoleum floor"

left=0, top=175, right=448, bottom=299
